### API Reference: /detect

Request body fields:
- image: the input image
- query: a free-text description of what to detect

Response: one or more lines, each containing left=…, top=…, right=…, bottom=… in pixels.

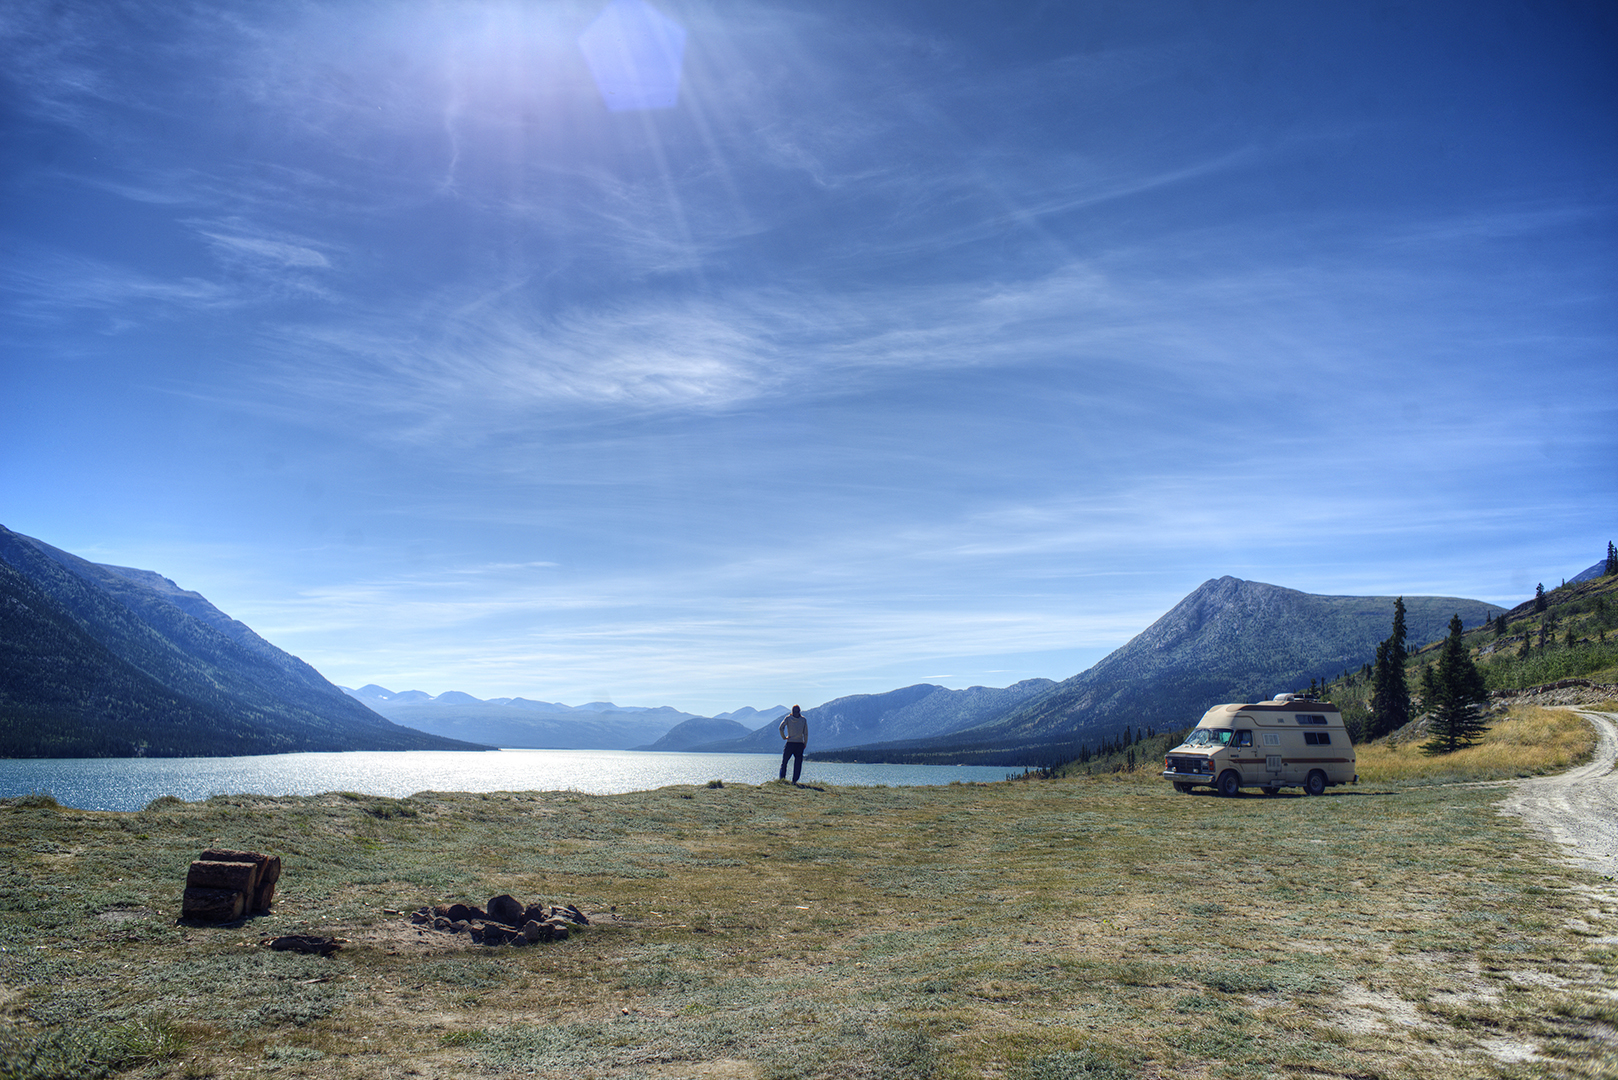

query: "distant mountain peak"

left=860, top=577, right=1505, bottom=765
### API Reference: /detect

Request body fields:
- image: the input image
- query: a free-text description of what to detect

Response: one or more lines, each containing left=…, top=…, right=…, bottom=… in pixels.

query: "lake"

left=0, top=749, right=1018, bottom=812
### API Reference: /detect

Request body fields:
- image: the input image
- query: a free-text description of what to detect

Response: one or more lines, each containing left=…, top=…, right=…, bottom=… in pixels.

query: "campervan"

left=1161, top=694, right=1357, bottom=797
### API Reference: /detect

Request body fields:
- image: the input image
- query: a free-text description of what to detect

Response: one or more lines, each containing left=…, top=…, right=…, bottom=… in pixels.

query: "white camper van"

left=1161, top=694, right=1357, bottom=797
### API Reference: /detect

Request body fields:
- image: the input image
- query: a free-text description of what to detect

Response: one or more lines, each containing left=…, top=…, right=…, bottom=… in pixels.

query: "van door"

left=1230, top=729, right=1259, bottom=787
left=1260, top=729, right=1284, bottom=783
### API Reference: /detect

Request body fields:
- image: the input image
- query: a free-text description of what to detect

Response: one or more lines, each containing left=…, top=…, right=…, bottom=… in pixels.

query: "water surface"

left=0, top=750, right=1014, bottom=812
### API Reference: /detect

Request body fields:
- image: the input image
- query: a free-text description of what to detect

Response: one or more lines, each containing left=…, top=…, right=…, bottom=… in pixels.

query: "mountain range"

left=667, top=680, right=1060, bottom=756
left=803, top=578, right=1504, bottom=765
left=340, top=684, right=710, bottom=750
left=0, top=522, right=1514, bottom=763
left=0, top=524, right=486, bottom=757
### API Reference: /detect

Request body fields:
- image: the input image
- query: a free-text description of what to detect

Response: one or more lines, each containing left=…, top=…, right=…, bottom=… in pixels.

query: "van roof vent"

left=1272, top=693, right=1296, bottom=702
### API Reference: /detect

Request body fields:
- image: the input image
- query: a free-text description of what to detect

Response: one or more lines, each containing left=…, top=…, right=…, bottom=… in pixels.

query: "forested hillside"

left=0, top=525, right=486, bottom=757
left=1330, top=558, right=1618, bottom=739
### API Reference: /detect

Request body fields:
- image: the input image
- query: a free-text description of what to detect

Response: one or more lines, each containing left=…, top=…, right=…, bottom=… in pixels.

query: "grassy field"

left=2, top=708, right=1615, bottom=1080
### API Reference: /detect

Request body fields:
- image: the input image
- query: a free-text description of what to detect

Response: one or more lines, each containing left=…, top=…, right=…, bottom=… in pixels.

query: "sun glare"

left=579, top=0, right=688, bottom=112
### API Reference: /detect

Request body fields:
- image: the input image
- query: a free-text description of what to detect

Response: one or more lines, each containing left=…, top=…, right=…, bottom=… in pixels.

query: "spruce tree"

left=1421, top=614, right=1489, bottom=754
left=1368, top=597, right=1410, bottom=739
left=1607, top=541, right=1617, bottom=577
left=1535, top=583, right=1547, bottom=613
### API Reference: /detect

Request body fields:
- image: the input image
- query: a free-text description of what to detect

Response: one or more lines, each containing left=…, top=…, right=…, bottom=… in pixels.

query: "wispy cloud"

left=197, top=230, right=331, bottom=270
left=0, top=250, right=236, bottom=326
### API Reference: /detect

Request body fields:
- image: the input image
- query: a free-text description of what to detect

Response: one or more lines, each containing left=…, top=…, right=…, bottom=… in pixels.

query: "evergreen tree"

left=1368, top=597, right=1410, bottom=739
left=1421, top=614, right=1489, bottom=754
left=1607, top=541, right=1617, bottom=577
left=1535, top=583, right=1547, bottom=613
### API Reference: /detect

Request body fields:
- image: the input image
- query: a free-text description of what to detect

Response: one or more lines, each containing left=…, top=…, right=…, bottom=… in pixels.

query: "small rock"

left=487, top=894, right=525, bottom=925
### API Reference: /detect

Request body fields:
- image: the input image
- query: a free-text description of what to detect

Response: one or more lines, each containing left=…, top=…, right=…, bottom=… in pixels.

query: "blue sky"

left=2, top=0, right=1614, bottom=716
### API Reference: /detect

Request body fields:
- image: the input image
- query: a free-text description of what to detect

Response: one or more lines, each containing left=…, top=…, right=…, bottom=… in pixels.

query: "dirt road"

left=1498, top=709, right=1618, bottom=879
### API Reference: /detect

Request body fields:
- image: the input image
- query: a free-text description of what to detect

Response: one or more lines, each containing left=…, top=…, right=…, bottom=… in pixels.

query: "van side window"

left=1304, top=731, right=1331, bottom=745
left=1233, top=730, right=1252, bottom=747
left=1295, top=715, right=1328, bottom=725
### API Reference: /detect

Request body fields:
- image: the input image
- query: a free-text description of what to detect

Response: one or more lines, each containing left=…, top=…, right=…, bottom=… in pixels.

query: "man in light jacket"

left=778, top=705, right=808, bottom=784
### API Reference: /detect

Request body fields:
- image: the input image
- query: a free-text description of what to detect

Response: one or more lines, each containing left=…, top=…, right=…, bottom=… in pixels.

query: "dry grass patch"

left=1356, top=705, right=1599, bottom=783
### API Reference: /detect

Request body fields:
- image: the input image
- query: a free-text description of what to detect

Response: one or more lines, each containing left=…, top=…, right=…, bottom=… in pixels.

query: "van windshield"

left=1183, top=728, right=1233, bottom=748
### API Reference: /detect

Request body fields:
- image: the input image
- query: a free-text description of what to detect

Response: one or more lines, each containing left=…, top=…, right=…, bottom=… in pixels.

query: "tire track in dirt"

left=1497, top=709, right=1618, bottom=879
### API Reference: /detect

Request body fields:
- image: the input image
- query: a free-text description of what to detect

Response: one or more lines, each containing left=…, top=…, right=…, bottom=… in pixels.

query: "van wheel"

left=1173, top=783, right=1192, bottom=793
left=1304, top=770, right=1327, bottom=797
left=1217, top=771, right=1241, bottom=798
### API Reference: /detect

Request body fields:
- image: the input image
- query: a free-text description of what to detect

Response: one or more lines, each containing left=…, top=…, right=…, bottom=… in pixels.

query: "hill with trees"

left=1329, top=552, right=1618, bottom=742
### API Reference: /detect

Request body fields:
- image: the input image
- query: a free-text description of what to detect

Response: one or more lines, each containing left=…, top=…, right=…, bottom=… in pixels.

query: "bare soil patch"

left=1498, top=709, right=1618, bottom=879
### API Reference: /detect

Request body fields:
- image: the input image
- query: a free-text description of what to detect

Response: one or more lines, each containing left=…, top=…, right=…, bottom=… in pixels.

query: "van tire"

left=1217, top=771, right=1241, bottom=798
left=1304, top=770, right=1327, bottom=797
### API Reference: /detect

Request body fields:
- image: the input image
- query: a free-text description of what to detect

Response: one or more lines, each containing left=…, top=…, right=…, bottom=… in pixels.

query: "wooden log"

left=182, top=886, right=246, bottom=922
left=195, top=849, right=280, bottom=912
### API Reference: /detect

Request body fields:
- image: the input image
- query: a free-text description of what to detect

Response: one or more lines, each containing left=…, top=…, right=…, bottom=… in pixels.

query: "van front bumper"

left=1161, top=769, right=1215, bottom=785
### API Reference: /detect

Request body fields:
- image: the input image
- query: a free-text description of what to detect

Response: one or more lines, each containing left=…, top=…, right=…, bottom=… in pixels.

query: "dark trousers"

left=780, top=741, right=805, bottom=783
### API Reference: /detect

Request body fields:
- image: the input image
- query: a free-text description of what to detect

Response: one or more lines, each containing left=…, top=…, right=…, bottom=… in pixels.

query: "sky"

left=2, top=0, right=1615, bottom=716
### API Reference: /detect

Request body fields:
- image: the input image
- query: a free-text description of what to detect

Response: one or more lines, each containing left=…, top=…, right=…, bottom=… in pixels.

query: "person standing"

left=778, top=705, right=808, bottom=784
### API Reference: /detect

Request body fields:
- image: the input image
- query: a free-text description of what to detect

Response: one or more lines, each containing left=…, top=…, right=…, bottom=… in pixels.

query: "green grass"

left=1, top=712, right=1614, bottom=1079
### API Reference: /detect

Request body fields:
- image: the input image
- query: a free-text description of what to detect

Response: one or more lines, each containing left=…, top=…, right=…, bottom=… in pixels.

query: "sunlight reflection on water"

left=0, top=750, right=1014, bottom=811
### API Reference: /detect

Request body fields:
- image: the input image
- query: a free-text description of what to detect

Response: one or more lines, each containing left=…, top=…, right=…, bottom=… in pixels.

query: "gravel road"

left=1498, top=709, right=1618, bottom=879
